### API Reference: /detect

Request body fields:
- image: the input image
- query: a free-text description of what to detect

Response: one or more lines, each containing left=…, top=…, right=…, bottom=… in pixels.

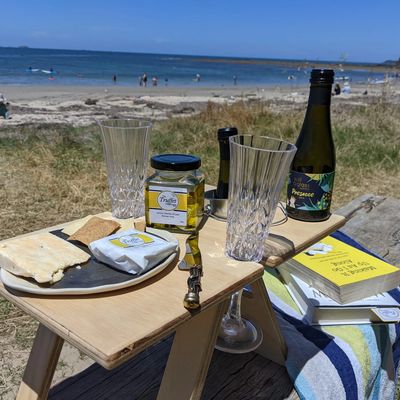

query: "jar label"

left=287, top=171, right=335, bottom=211
left=148, top=185, right=188, bottom=226
left=110, top=233, right=155, bottom=248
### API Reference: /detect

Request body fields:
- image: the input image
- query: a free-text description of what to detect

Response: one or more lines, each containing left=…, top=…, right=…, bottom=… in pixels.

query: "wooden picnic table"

left=0, top=210, right=345, bottom=400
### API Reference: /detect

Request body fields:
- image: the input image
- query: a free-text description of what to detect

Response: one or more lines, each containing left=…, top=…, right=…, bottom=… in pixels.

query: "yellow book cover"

left=294, top=236, right=399, bottom=287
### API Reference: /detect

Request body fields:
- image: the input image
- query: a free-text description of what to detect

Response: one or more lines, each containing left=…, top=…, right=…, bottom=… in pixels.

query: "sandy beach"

left=1, top=81, right=400, bottom=127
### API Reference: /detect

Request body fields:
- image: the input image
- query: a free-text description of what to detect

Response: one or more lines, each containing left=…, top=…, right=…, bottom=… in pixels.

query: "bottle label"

left=148, top=185, right=188, bottom=226
left=287, top=171, right=335, bottom=211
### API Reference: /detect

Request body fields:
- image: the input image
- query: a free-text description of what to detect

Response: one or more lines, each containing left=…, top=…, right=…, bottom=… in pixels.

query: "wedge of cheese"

left=0, top=232, right=90, bottom=283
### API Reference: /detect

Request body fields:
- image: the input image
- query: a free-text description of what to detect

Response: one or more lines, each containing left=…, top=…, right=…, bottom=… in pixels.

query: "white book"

left=278, top=266, right=400, bottom=326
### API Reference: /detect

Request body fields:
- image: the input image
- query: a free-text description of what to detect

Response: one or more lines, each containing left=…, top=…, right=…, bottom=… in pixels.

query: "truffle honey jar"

left=145, top=154, right=204, bottom=232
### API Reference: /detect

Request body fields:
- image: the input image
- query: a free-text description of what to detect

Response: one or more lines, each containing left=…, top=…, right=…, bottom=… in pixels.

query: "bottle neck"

left=218, top=138, right=230, bottom=160
left=216, top=138, right=232, bottom=198
left=307, top=83, right=332, bottom=107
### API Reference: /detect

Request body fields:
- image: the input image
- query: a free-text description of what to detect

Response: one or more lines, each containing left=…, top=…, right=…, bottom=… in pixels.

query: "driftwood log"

left=335, top=194, right=400, bottom=265
left=49, top=195, right=399, bottom=400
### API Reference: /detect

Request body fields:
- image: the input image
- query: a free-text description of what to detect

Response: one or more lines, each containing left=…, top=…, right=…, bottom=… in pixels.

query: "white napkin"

left=89, top=229, right=178, bottom=275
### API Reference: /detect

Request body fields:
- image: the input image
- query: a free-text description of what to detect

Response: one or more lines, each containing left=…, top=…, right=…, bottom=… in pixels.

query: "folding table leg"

left=157, top=299, right=228, bottom=400
left=16, top=323, right=64, bottom=400
left=241, top=277, right=287, bottom=365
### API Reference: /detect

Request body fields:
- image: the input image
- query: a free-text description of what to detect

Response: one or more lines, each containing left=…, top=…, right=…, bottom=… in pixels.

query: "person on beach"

left=194, top=73, right=201, bottom=82
left=113, top=74, right=117, bottom=84
left=142, top=73, right=148, bottom=87
left=152, top=76, right=158, bottom=86
left=342, top=82, right=351, bottom=94
left=0, top=93, right=10, bottom=119
left=333, top=83, right=341, bottom=95
left=233, top=75, right=237, bottom=85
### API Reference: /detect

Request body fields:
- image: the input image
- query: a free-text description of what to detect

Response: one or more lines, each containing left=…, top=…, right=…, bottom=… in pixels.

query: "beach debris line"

left=84, top=98, right=98, bottom=105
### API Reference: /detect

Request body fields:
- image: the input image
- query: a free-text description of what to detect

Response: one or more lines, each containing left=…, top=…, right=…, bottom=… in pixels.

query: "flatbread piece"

left=62, top=213, right=135, bottom=235
left=68, top=216, right=120, bottom=246
left=0, top=232, right=90, bottom=283
left=62, top=215, right=94, bottom=236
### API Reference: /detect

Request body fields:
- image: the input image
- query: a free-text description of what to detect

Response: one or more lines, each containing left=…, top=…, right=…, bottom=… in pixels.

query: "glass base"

left=215, top=315, right=263, bottom=354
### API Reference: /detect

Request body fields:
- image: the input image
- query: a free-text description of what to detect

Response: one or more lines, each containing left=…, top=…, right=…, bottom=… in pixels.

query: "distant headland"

left=192, top=57, right=400, bottom=73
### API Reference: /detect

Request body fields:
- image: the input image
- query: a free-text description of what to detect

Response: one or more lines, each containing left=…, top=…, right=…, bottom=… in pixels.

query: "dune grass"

left=1, top=99, right=399, bottom=241
left=0, top=99, right=399, bottom=397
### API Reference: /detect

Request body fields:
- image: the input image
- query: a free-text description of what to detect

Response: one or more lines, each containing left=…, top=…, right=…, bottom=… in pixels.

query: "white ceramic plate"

left=0, top=228, right=178, bottom=296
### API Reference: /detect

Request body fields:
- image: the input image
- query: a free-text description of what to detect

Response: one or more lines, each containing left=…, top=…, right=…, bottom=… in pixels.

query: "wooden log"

left=335, top=195, right=400, bottom=265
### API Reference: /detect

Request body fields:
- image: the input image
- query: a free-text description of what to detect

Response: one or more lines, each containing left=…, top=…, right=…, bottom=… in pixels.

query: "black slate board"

left=32, top=229, right=169, bottom=290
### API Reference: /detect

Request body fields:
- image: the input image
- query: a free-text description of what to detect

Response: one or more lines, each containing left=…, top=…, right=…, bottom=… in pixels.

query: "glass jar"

left=145, top=154, right=205, bottom=232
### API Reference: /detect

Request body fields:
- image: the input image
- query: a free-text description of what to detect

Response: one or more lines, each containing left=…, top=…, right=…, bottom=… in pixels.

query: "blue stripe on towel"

left=388, top=289, right=400, bottom=304
left=370, top=325, right=389, bottom=400
left=281, top=313, right=359, bottom=400
left=393, top=324, right=400, bottom=369
left=331, top=231, right=379, bottom=258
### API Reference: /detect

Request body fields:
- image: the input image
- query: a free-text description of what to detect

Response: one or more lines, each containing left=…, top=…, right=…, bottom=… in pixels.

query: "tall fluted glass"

left=216, top=135, right=296, bottom=354
left=226, top=136, right=297, bottom=262
left=99, top=119, right=152, bottom=219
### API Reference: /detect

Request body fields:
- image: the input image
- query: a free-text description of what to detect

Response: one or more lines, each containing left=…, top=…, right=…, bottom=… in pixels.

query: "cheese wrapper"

left=89, top=229, right=178, bottom=275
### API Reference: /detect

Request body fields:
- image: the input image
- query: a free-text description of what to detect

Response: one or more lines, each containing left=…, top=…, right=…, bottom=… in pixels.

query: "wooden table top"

left=265, top=210, right=345, bottom=266
left=0, top=211, right=345, bottom=369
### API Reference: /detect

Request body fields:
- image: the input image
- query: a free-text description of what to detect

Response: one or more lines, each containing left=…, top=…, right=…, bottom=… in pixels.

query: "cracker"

left=68, top=217, right=121, bottom=246
left=62, top=215, right=94, bottom=236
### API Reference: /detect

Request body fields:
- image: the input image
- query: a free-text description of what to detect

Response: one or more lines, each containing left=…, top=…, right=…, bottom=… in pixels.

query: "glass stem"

left=227, top=290, right=243, bottom=320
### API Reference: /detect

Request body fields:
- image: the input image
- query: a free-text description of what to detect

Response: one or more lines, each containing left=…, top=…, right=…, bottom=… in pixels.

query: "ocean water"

left=0, top=47, right=386, bottom=87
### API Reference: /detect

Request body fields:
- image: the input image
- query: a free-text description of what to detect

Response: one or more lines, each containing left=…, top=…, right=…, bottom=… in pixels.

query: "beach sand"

left=1, top=82, right=399, bottom=127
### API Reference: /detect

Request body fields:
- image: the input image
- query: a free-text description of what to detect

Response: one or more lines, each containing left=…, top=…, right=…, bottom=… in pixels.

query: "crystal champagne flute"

left=216, top=135, right=296, bottom=353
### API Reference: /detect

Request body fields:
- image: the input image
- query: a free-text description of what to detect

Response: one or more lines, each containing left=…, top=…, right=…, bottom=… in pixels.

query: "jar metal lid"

left=151, top=154, right=201, bottom=171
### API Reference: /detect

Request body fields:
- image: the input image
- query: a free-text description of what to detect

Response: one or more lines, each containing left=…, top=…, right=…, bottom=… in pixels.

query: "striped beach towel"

left=264, top=231, right=400, bottom=400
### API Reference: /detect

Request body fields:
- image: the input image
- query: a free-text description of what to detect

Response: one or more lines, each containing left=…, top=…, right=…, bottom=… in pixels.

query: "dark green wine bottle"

left=286, top=69, right=336, bottom=221
left=216, top=127, right=238, bottom=198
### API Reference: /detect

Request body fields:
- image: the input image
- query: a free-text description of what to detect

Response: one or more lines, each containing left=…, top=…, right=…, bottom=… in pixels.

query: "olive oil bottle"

left=216, top=127, right=238, bottom=199
left=286, top=69, right=336, bottom=221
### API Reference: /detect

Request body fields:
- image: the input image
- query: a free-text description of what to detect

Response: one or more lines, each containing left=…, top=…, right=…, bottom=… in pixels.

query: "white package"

left=89, top=229, right=178, bottom=275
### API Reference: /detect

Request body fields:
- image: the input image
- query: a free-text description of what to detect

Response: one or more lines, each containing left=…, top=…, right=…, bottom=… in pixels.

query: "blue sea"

left=0, top=47, right=386, bottom=87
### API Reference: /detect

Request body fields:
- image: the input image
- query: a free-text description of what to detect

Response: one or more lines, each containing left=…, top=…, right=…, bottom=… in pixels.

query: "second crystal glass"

left=216, top=135, right=296, bottom=353
left=99, top=118, right=152, bottom=219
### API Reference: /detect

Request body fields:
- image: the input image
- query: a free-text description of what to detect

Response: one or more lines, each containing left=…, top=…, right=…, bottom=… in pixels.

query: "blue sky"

left=1, top=0, right=399, bottom=62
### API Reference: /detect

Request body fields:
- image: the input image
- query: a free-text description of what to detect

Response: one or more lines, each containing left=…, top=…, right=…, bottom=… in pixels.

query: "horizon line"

left=0, top=45, right=390, bottom=66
